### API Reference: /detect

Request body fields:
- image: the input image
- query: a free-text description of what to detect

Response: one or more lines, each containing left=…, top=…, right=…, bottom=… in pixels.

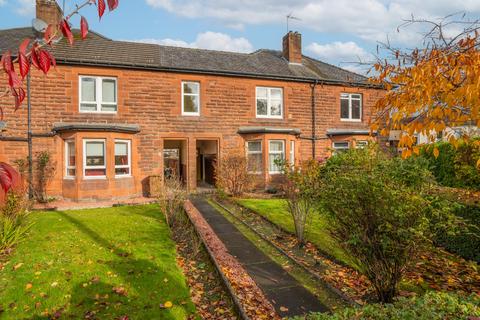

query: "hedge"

left=295, top=291, right=480, bottom=320
left=435, top=203, right=480, bottom=263
left=420, top=140, right=480, bottom=190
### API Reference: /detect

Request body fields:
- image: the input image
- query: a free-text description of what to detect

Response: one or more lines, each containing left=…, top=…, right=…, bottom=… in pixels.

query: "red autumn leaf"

left=2, top=51, right=13, bottom=73
left=12, top=87, right=26, bottom=110
left=98, top=0, right=106, bottom=19
left=38, top=50, right=51, bottom=74
left=19, top=38, right=30, bottom=54
left=44, top=50, right=56, bottom=69
left=44, top=24, right=54, bottom=44
left=60, top=19, right=74, bottom=46
left=80, top=16, right=89, bottom=40
left=107, top=0, right=118, bottom=11
left=0, top=162, right=19, bottom=194
left=18, top=52, right=30, bottom=79
left=31, top=46, right=40, bottom=70
left=8, top=70, right=21, bottom=88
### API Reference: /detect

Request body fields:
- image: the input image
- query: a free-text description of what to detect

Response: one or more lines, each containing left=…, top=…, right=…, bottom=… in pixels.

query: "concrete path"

left=190, top=197, right=328, bottom=318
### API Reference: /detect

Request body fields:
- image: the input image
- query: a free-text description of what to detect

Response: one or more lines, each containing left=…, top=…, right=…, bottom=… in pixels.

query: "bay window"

left=246, top=141, right=262, bottom=173
left=269, top=140, right=285, bottom=174
left=115, top=140, right=131, bottom=177
left=83, top=139, right=106, bottom=178
left=65, top=141, right=76, bottom=178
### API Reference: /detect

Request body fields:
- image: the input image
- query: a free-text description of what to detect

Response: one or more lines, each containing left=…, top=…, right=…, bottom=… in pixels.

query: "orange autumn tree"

left=370, top=15, right=480, bottom=165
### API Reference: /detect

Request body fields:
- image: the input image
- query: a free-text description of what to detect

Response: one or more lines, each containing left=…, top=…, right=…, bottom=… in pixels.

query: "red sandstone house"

left=0, top=1, right=384, bottom=202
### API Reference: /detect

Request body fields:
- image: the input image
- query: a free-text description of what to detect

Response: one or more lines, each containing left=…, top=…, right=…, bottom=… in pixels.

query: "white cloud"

left=306, top=41, right=371, bottom=63
left=145, top=0, right=480, bottom=45
left=0, top=0, right=7, bottom=6
left=16, top=0, right=34, bottom=16
left=135, top=31, right=254, bottom=53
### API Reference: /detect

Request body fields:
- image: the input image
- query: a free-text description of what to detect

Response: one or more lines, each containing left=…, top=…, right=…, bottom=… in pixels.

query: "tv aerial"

left=286, top=13, right=302, bottom=32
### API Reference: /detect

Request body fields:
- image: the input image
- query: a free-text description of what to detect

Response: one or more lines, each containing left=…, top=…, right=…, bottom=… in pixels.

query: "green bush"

left=317, top=147, right=458, bottom=303
left=0, top=192, right=32, bottom=253
left=294, top=291, right=480, bottom=320
left=421, top=140, right=480, bottom=190
left=435, top=203, right=480, bottom=263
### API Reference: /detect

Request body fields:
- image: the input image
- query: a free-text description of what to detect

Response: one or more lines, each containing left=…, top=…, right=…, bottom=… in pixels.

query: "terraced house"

left=0, top=0, right=384, bottom=202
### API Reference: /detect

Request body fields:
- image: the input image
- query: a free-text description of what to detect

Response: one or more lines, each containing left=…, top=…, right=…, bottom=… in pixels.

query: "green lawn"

left=236, top=199, right=350, bottom=266
left=0, top=205, right=195, bottom=319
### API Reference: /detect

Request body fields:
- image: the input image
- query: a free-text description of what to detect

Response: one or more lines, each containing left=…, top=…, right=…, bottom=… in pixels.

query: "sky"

left=1, top=0, right=480, bottom=74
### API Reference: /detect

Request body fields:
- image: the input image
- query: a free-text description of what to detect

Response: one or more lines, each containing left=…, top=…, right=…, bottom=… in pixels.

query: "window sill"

left=181, top=112, right=200, bottom=117
left=340, top=118, right=362, bottom=122
left=115, top=175, right=132, bottom=179
left=256, top=115, right=284, bottom=120
left=63, top=177, right=75, bottom=180
left=83, top=176, right=107, bottom=180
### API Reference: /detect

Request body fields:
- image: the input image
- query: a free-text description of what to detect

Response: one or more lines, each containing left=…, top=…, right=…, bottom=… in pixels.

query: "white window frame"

left=83, top=139, right=107, bottom=180
left=246, top=140, right=263, bottom=174
left=256, top=87, right=284, bottom=119
left=268, top=140, right=285, bottom=174
left=340, top=93, right=362, bottom=122
left=64, top=140, right=76, bottom=179
left=181, top=81, right=200, bottom=116
left=114, top=139, right=132, bottom=178
left=79, top=76, right=118, bottom=113
left=356, top=140, right=369, bottom=149
left=332, top=141, right=350, bottom=155
left=289, top=140, right=295, bottom=166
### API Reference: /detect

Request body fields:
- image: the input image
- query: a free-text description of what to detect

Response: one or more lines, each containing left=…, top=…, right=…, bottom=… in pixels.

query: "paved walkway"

left=190, top=197, right=328, bottom=318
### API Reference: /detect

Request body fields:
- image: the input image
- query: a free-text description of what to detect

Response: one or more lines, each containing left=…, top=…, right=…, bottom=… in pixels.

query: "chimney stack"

left=36, top=0, right=63, bottom=26
left=282, top=32, right=302, bottom=64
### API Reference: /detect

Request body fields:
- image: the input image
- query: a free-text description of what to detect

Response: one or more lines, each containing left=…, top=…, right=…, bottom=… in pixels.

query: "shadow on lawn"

left=28, top=210, right=193, bottom=319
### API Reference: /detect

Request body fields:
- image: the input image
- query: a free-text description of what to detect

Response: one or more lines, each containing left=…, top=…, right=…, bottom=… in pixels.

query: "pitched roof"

left=0, top=27, right=371, bottom=86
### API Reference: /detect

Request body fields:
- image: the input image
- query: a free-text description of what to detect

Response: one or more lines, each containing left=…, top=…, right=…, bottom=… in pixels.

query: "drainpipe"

left=27, top=71, right=34, bottom=200
left=310, top=80, right=319, bottom=159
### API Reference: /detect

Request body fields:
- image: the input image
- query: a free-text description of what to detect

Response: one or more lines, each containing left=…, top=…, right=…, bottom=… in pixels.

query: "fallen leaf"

left=164, top=301, right=173, bottom=308
left=25, top=283, right=33, bottom=290
left=51, top=282, right=58, bottom=287
left=13, top=263, right=24, bottom=270
left=279, top=306, right=288, bottom=312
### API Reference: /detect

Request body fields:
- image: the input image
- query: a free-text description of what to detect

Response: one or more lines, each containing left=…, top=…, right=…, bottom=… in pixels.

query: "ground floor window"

left=269, top=140, right=285, bottom=174
left=356, top=140, right=368, bottom=149
left=65, top=141, right=76, bottom=178
left=115, top=140, right=131, bottom=177
left=84, top=139, right=106, bottom=178
left=246, top=141, right=262, bottom=173
left=332, top=141, right=350, bottom=155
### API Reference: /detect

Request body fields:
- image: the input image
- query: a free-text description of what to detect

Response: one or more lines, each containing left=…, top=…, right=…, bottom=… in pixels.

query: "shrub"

left=215, top=154, right=254, bottom=197
left=295, top=291, right=480, bottom=320
left=316, top=146, right=458, bottom=303
left=282, top=160, right=322, bottom=245
left=157, top=176, right=187, bottom=229
left=0, top=191, right=32, bottom=253
left=14, top=152, right=56, bottom=202
left=435, top=203, right=480, bottom=263
left=421, top=139, right=480, bottom=190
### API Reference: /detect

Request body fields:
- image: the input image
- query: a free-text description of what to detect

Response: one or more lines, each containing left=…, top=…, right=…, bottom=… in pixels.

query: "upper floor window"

left=256, top=87, right=283, bottom=119
left=340, top=93, right=362, bottom=121
left=65, top=140, right=76, bottom=178
left=269, top=140, right=285, bottom=174
left=182, top=81, right=200, bottom=116
left=115, top=140, right=131, bottom=177
left=246, top=141, right=263, bottom=173
left=80, top=76, right=117, bottom=113
left=83, top=139, right=106, bottom=179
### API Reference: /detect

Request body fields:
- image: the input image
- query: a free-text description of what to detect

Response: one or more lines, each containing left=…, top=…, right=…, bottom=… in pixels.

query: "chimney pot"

left=282, top=31, right=302, bottom=64
left=36, top=0, right=63, bottom=26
